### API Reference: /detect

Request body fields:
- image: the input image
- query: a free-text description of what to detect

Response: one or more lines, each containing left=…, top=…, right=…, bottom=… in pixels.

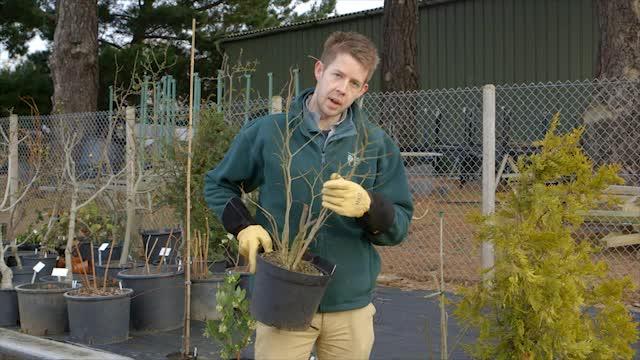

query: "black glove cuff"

left=221, top=197, right=257, bottom=237
left=356, top=192, right=395, bottom=235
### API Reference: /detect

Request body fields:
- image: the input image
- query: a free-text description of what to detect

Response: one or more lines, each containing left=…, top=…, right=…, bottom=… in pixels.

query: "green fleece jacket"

left=204, top=88, right=413, bottom=312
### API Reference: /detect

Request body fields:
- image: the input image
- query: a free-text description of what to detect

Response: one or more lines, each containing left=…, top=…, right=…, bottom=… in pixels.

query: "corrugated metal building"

left=220, top=0, right=599, bottom=96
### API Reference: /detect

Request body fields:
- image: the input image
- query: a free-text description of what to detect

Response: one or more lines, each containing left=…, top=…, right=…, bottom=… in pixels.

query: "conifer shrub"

left=455, top=115, right=638, bottom=359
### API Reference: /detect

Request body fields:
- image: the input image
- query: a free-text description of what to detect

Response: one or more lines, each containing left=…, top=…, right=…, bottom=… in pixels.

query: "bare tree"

left=57, top=119, right=125, bottom=280
left=0, top=117, right=40, bottom=289
left=49, top=0, right=99, bottom=113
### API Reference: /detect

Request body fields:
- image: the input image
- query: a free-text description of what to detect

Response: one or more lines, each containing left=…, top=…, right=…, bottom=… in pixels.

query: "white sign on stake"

left=98, top=243, right=109, bottom=252
left=51, top=268, right=69, bottom=277
left=159, top=247, right=171, bottom=256
left=33, top=262, right=45, bottom=273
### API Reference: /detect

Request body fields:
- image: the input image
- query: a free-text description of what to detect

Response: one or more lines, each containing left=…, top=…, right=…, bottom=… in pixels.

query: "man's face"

left=311, top=53, right=369, bottom=123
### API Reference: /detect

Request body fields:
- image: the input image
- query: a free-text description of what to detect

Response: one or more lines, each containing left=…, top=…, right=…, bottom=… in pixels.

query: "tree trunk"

left=382, top=0, right=419, bottom=92
left=49, top=0, right=98, bottom=113
left=381, top=0, right=420, bottom=151
left=596, top=0, right=640, bottom=80
left=583, top=0, right=640, bottom=184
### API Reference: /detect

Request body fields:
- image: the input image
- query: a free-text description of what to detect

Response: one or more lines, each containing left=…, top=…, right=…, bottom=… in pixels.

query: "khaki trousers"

left=255, top=303, right=376, bottom=360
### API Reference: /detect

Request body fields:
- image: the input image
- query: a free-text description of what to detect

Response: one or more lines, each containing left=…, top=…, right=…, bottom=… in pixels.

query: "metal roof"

left=220, top=0, right=457, bottom=42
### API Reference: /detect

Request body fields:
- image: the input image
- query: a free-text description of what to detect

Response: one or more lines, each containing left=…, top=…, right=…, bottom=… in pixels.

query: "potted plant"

left=190, top=222, right=225, bottom=322
left=454, top=115, right=639, bottom=359
left=204, top=272, right=256, bottom=360
left=117, top=231, right=185, bottom=332
left=17, top=224, right=58, bottom=280
left=63, top=241, right=133, bottom=345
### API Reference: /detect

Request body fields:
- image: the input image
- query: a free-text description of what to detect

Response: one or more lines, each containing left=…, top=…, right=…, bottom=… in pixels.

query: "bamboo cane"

left=182, top=17, right=197, bottom=360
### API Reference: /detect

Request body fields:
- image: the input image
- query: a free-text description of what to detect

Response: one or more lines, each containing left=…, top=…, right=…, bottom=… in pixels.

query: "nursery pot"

left=21, top=254, right=58, bottom=278
left=117, top=265, right=184, bottom=332
left=250, top=254, right=335, bottom=331
left=15, top=282, right=75, bottom=335
left=209, top=259, right=228, bottom=273
left=191, top=275, right=224, bottom=322
left=7, top=266, right=34, bottom=285
left=0, top=288, right=18, bottom=326
left=64, top=287, right=133, bottom=345
left=140, top=228, right=182, bottom=265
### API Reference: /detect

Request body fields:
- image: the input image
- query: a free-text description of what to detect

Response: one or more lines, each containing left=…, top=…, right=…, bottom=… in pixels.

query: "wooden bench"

left=583, top=185, right=640, bottom=248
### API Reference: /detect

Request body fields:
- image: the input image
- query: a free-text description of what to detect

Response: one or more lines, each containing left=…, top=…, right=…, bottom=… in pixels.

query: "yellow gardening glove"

left=237, top=225, right=273, bottom=273
left=322, top=173, right=371, bottom=217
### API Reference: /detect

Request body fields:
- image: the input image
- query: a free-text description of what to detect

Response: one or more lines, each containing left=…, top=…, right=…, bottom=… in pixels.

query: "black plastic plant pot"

left=140, top=228, right=182, bottom=265
left=0, top=288, right=18, bottom=326
left=92, top=244, right=124, bottom=266
left=21, top=254, right=58, bottom=279
left=209, top=259, right=228, bottom=273
left=250, top=254, right=335, bottom=331
left=64, top=288, right=133, bottom=345
left=95, top=262, right=143, bottom=281
left=191, top=275, right=224, bottom=322
left=117, top=265, right=184, bottom=332
left=9, top=267, right=34, bottom=285
left=15, top=282, right=75, bottom=335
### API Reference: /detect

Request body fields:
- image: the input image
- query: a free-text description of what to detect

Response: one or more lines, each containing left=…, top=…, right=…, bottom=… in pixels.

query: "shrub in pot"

left=64, top=263, right=132, bottom=345
left=117, top=263, right=184, bottom=332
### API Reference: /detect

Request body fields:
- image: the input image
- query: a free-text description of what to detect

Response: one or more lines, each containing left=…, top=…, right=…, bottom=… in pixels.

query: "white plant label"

left=119, top=281, right=123, bottom=290
left=33, top=262, right=45, bottom=273
left=99, top=243, right=109, bottom=251
left=72, top=280, right=78, bottom=288
left=159, top=247, right=171, bottom=256
left=51, top=268, right=69, bottom=277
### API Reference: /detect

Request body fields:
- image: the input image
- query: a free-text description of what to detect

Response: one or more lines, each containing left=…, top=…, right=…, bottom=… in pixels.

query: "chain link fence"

left=1, top=78, right=638, bottom=296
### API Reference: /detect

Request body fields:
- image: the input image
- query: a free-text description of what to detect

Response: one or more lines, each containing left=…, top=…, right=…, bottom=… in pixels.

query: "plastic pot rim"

left=117, top=267, right=184, bottom=280
left=15, top=282, right=75, bottom=294
left=256, top=255, right=331, bottom=286
left=139, top=228, right=182, bottom=236
left=191, top=275, right=224, bottom=284
left=64, top=287, right=133, bottom=301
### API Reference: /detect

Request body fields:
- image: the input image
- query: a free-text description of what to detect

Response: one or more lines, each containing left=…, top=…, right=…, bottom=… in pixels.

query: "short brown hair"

left=320, top=31, right=379, bottom=82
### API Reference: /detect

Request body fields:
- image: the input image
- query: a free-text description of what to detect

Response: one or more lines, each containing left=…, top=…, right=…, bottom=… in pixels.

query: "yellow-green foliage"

left=454, top=114, right=638, bottom=360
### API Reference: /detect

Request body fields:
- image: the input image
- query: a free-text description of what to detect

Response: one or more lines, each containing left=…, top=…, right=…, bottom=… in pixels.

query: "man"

left=204, top=31, right=413, bottom=360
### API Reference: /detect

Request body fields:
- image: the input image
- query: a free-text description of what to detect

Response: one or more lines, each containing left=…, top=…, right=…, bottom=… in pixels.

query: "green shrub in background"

left=166, top=109, right=238, bottom=262
left=455, top=115, right=638, bottom=359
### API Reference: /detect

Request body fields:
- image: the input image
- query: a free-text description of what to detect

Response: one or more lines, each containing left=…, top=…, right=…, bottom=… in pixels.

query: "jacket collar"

left=290, top=87, right=360, bottom=140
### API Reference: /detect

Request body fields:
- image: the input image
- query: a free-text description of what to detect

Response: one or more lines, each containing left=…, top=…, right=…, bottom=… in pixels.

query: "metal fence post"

left=268, top=72, right=273, bottom=113
left=122, top=106, right=137, bottom=266
left=244, top=74, right=251, bottom=125
left=482, top=84, right=496, bottom=281
left=217, top=70, right=223, bottom=113
left=293, top=68, right=300, bottom=98
left=271, top=96, right=283, bottom=114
